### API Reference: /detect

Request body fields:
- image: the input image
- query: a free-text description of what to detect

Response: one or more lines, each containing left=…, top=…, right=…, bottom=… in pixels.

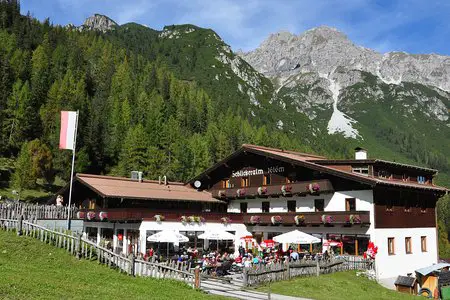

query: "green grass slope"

left=0, top=230, right=223, bottom=300
left=255, top=271, right=415, bottom=300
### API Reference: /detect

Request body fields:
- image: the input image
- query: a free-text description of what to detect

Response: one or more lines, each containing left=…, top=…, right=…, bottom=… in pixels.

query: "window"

left=352, top=166, right=369, bottom=176
left=345, top=198, right=356, bottom=211
left=263, top=174, right=271, bottom=185
left=405, top=237, right=412, bottom=254
left=241, top=176, right=249, bottom=187
left=222, top=179, right=231, bottom=189
left=240, top=202, right=247, bottom=213
left=421, top=236, right=427, bottom=252
left=386, top=199, right=393, bottom=212
left=262, top=201, right=270, bottom=213
left=314, top=199, right=324, bottom=212
left=287, top=200, right=296, bottom=212
left=420, top=198, right=427, bottom=213
left=388, top=237, right=395, bottom=255
left=378, top=170, right=391, bottom=179
left=404, top=199, right=411, bottom=213
left=417, top=176, right=426, bottom=184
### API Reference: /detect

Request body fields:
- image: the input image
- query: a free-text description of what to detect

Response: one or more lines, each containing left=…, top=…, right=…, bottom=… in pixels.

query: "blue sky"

left=21, top=0, right=450, bottom=55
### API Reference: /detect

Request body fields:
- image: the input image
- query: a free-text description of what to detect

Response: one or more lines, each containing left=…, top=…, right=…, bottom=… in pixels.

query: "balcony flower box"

left=180, top=215, right=188, bottom=224
left=321, top=214, right=333, bottom=225
left=250, top=215, right=261, bottom=225
left=154, top=214, right=165, bottom=222
left=281, top=185, right=292, bottom=196
left=99, top=211, right=108, bottom=221
left=76, top=211, right=85, bottom=219
left=220, top=217, right=231, bottom=224
left=348, top=214, right=361, bottom=225
left=257, top=186, right=268, bottom=196
left=307, top=183, right=320, bottom=194
left=271, top=215, right=282, bottom=225
left=294, top=215, right=305, bottom=225
left=86, top=211, right=96, bottom=221
left=188, top=215, right=205, bottom=223
left=218, top=190, right=226, bottom=198
left=236, top=189, right=246, bottom=197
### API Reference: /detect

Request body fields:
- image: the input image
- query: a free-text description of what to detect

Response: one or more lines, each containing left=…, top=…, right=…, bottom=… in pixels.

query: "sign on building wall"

left=231, top=166, right=285, bottom=178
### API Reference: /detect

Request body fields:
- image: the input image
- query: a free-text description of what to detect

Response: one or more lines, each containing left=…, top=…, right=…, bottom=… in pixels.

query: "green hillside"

left=0, top=230, right=222, bottom=300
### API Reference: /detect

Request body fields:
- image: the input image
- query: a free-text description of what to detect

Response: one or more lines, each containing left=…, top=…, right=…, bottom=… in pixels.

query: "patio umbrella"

left=273, top=230, right=321, bottom=244
left=147, top=230, right=189, bottom=258
left=198, top=230, right=235, bottom=250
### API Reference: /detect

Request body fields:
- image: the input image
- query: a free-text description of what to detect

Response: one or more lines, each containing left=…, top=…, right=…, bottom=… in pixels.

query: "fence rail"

left=0, top=202, right=78, bottom=221
left=243, top=256, right=375, bottom=286
left=0, top=215, right=198, bottom=288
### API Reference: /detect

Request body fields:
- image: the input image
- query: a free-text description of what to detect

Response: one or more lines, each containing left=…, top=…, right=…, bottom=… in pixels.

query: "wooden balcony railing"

left=211, top=179, right=333, bottom=199
left=75, top=208, right=370, bottom=226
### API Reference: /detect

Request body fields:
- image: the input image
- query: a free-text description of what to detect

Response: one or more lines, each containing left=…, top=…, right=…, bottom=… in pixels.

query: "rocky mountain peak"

left=81, top=14, right=117, bottom=32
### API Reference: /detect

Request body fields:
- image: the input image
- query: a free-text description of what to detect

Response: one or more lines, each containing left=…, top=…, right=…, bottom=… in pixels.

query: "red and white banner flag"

left=59, top=111, right=77, bottom=150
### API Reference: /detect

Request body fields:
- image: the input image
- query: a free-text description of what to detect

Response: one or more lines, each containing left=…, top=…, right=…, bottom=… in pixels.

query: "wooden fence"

left=0, top=215, right=198, bottom=288
left=0, top=202, right=78, bottom=221
left=243, top=256, right=375, bottom=286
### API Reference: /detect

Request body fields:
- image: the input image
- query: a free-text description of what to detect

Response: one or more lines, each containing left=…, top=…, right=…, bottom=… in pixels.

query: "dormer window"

left=241, top=176, right=249, bottom=187
left=352, top=166, right=369, bottom=176
left=417, top=176, right=426, bottom=184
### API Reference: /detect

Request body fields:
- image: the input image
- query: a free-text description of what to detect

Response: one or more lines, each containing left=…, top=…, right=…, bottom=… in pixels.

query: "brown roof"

left=76, top=174, right=223, bottom=203
left=189, top=144, right=448, bottom=193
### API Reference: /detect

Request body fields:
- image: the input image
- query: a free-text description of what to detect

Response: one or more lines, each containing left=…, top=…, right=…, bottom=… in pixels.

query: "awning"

left=415, top=263, right=450, bottom=276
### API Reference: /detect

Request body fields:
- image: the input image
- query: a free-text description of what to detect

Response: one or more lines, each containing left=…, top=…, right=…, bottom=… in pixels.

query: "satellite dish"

left=194, top=180, right=201, bottom=188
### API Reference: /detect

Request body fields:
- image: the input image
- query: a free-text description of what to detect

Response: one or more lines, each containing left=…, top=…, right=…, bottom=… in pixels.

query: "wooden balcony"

left=76, top=208, right=370, bottom=226
left=211, top=179, right=333, bottom=199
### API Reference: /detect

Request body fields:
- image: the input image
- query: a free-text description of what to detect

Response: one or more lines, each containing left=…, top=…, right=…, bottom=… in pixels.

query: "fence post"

left=194, top=266, right=201, bottom=289
left=17, top=214, right=23, bottom=236
left=316, top=258, right=320, bottom=277
left=130, top=254, right=135, bottom=276
left=286, top=260, right=290, bottom=280
left=75, top=234, right=82, bottom=259
left=243, top=268, right=248, bottom=287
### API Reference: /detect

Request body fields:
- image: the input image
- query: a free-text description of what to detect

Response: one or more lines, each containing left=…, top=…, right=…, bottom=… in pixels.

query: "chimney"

left=159, top=176, right=161, bottom=185
left=138, top=171, right=143, bottom=183
left=354, top=147, right=367, bottom=160
left=163, top=175, right=167, bottom=185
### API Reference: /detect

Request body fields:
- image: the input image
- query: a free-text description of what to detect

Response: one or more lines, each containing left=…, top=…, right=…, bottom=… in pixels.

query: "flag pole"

left=67, top=110, right=79, bottom=230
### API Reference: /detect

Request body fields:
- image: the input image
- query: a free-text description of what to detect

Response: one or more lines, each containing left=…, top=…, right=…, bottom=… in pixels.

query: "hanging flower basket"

left=348, top=214, right=361, bottom=225
left=307, top=183, right=320, bottom=194
left=86, top=211, right=96, bottom=221
left=271, top=215, right=282, bottom=225
left=180, top=215, right=188, bottom=224
left=99, top=211, right=108, bottom=221
left=250, top=215, right=261, bottom=225
left=321, top=214, right=333, bottom=224
left=218, top=190, right=226, bottom=198
left=257, top=186, right=268, bottom=196
left=76, top=211, right=86, bottom=219
left=236, top=189, right=246, bottom=197
left=154, top=214, right=165, bottom=222
left=220, top=217, right=231, bottom=224
left=294, top=215, right=305, bottom=225
left=281, top=185, right=292, bottom=196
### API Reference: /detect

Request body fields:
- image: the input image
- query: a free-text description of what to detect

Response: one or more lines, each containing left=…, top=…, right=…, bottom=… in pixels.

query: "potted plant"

left=220, top=217, right=231, bottom=224
left=180, top=215, right=188, bottom=224
left=257, top=186, right=268, bottom=196
left=189, top=215, right=196, bottom=223
left=281, top=185, right=292, bottom=196
left=154, top=214, right=165, bottom=222
left=199, top=216, right=206, bottom=223
left=99, top=211, right=108, bottom=221
left=218, top=190, right=226, bottom=198
left=294, top=215, right=305, bottom=225
left=86, top=211, right=96, bottom=221
left=307, top=183, right=320, bottom=194
left=271, top=215, right=282, bottom=225
left=250, top=215, right=261, bottom=225
left=76, top=211, right=86, bottom=219
left=321, top=214, right=333, bottom=225
left=237, top=189, right=246, bottom=197
left=348, top=214, right=361, bottom=225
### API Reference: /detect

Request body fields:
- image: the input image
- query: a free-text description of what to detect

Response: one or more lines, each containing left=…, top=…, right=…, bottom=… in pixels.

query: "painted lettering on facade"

left=231, top=166, right=285, bottom=178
